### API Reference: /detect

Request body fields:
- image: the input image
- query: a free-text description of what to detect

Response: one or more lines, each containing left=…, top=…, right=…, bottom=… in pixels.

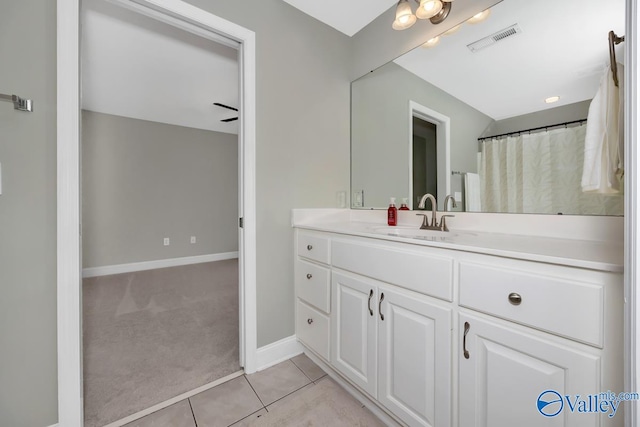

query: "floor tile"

left=190, top=376, right=263, bottom=427
left=123, top=400, right=195, bottom=427
left=229, top=409, right=268, bottom=426
left=290, top=353, right=326, bottom=382
left=245, top=360, right=312, bottom=406
left=265, top=383, right=314, bottom=413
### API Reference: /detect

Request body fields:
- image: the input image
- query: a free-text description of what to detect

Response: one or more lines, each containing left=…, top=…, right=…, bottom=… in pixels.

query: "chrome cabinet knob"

left=307, top=318, right=313, bottom=324
left=306, top=273, right=312, bottom=279
left=307, top=244, right=313, bottom=250
left=508, top=292, right=522, bottom=306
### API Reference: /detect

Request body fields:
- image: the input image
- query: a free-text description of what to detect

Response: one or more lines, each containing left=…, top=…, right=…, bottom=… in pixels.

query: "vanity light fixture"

left=392, top=0, right=453, bottom=30
left=422, top=36, right=441, bottom=48
left=545, top=96, right=560, bottom=104
left=467, top=8, right=491, bottom=24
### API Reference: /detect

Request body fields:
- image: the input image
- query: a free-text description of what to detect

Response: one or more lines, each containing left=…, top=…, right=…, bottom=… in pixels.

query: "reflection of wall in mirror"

left=351, top=62, right=493, bottom=209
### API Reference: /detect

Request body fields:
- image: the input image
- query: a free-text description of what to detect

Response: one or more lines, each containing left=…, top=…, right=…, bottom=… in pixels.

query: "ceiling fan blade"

left=213, top=102, right=239, bottom=112
left=221, top=117, right=238, bottom=122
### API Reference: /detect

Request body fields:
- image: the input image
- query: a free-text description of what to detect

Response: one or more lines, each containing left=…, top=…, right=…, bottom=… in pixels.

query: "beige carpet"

left=83, top=259, right=240, bottom=427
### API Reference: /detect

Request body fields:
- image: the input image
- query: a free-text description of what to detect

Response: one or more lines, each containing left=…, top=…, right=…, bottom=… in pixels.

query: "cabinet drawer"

left=295, top=259, right=330, bottom=313
left=331, top=239, right=454, bottom=301
left=297, top=232, right=330, bottom=264
left=459, top=261, right=604, bottom=347
left=296, top=300, right=330, bottom=360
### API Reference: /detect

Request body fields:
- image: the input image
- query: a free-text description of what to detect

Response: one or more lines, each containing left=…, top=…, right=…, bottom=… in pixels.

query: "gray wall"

left=485, top=100, right=591, bottom=136
left=352, top=62, right=494, bottom=208
left=0, top=1, right=58, bottom=426
left=82, top=111, right=238, bottom=268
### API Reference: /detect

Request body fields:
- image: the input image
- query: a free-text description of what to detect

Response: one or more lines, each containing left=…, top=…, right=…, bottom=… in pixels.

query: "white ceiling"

left=81, top=0, right=239, bottom=134
left=282, top=0, right=397, bottom=37
left=391, top=0, right=626, bottom=120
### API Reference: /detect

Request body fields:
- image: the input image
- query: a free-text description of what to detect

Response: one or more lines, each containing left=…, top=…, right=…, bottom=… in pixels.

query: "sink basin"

left=371, top=226, right=478, bottom=240
left=372, top=226, right=459, bottom=239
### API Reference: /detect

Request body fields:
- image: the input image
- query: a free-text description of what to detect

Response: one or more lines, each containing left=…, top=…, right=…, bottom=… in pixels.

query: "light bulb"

left=467, top=9, right=491, bottom=24
left=416, top=0, right=443, bottom=20
left=392, top=0, right=417, bottom=30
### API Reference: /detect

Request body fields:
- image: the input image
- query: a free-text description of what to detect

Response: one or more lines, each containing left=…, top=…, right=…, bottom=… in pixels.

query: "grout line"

left=228, top=408, right=266, bottom=426
left=243, top=375, right=267, bottom=409
left=312, top=373, right=328, bottom=384
left=187, top=398, right=198, bottom=427
left=289, top=357, right=314, bottom=383
left=263, top=382, right=313, bottom=412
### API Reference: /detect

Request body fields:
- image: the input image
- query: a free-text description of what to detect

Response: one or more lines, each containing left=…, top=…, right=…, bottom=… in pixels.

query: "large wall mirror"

left=351, top=0, right=625, bottom=215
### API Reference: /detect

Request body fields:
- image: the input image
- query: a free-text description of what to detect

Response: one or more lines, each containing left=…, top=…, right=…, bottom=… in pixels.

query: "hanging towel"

left=581, top=63, right=624, bottom=193
left=464, top=173, right=482, bottom=212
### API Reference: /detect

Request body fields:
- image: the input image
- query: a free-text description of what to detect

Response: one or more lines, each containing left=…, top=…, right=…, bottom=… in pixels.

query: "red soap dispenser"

left=399, top=198, right=410, bottom=210
left=388, top=197, right=398, bottom=226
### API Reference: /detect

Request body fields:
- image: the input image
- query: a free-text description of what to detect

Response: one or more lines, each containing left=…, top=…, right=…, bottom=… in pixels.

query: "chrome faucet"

left=417, top=193, right=439, bottom=230
left=444, top=195, right=457, bottom=212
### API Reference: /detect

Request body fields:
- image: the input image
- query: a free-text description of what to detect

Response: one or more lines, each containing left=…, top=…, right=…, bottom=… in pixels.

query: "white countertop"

left=292, top=212, right=624, bottom=273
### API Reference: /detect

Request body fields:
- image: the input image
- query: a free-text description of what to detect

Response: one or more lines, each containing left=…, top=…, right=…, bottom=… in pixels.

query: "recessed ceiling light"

left=467, top=9, right=490, bottom=24
left=422, top=36, right=441, bottom=48
left=545, top=96, right=560, bottom=104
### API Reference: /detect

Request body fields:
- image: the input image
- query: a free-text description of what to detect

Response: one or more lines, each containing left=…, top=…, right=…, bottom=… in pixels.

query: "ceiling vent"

left=467, top=24, right=522, bottom=53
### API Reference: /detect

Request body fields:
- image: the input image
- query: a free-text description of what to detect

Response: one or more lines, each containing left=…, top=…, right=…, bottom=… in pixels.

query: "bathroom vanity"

left=293, top=209, right=623, bottom=427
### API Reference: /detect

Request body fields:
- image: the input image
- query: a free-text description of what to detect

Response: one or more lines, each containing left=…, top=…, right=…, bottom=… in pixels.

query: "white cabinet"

left=331, top=271, right=378, bottom=397
left=331, top=270, right=452, bottom=427
left=459, top=313, right=600, bottom=427
left=379, top=287, right=452, bottom=427
left=293, top=228, right=622, bottom=427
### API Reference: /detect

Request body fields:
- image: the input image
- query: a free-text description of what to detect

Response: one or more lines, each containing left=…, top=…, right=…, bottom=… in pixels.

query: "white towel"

left=581, top=63, right=624, bottom=193
left=464, top=173, right=481, bottom=212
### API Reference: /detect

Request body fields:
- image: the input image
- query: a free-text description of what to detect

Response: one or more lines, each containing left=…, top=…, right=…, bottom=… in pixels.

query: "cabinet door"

left=459, top=313, right=601, bottom=427
left=331, top=271, right=378, bottom=397
left=378, top=287, right=452, bottom=427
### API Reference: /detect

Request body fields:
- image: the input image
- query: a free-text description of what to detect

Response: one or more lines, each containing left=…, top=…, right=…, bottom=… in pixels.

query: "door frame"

left=408, top=101, right=451, bottom=210
left=57, top=1, right=257, bottom=425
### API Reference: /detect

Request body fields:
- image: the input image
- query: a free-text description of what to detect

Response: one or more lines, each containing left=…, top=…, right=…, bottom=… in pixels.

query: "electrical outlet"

left=163, top=238, right=170, bottom=246
left=353, top=190, right=363, bottom=208
left=190, top=236, right=196, bottom=244
left=336, top=191, right=346, bottom=208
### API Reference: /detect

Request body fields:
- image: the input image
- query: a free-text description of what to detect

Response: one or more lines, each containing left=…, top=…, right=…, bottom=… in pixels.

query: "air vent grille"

left=467, top=24, right=522, bottom=53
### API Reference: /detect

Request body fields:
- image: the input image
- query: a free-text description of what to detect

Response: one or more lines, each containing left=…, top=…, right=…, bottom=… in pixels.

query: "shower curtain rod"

left=477, top=118, right=587, bottom=142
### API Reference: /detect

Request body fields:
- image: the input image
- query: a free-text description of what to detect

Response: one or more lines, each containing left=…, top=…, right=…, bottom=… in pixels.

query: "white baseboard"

left=46, top=424, right=58, bottom=427
left=255, top=335, right=303, bottom=372
left=82, top=252, right=239, bottom=278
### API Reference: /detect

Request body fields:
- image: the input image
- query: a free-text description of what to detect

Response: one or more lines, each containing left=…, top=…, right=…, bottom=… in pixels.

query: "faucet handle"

left=415, top=213, right=429, bottom=229
left=439, top=214, right=455, bottom=232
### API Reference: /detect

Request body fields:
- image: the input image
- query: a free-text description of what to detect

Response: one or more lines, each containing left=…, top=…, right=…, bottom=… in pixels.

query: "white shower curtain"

left=479, top=125, right=623, bottom=215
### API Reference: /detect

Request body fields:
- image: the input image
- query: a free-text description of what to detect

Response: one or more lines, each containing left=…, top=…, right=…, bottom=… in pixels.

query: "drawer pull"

left=307, top=244, right=313, bottom=251
left=463, top=321, right=470, bottom=359
left=307, top=318, right=313, bottom=325
left=368, top=289, right=374, bottom=316
left=379, top=293, right=385, bottom=321
left=306, top=273, right=313, bottom=279
left=508, top=292, right=522, bottom=306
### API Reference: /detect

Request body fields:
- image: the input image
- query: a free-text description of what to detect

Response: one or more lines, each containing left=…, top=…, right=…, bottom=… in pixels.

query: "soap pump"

left=399, top=198, right=410, bottom=210
left=388, top=197, right=398, bottom=226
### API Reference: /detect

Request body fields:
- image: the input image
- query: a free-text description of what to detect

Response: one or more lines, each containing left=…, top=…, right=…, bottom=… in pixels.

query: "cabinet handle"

left=379, top=293, right=385, bottom=321
left=306, top=273, right=313, bottom=279
left=307, top=244, right=313, bottom=251
left=368, top=289, right=374, bottom=316
left=307, top=318, right=313, bottom=325
left=508, top=292, right=522, bottom=306
left=463, top=321, right=470, bottom=359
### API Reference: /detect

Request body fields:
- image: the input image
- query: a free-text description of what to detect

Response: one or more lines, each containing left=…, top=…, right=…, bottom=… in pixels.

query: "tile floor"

left=123, top=353, right=385, bottom=427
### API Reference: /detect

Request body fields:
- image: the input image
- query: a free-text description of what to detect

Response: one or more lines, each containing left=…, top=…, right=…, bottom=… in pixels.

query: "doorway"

left=57, top=1, right=257, bottom=426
